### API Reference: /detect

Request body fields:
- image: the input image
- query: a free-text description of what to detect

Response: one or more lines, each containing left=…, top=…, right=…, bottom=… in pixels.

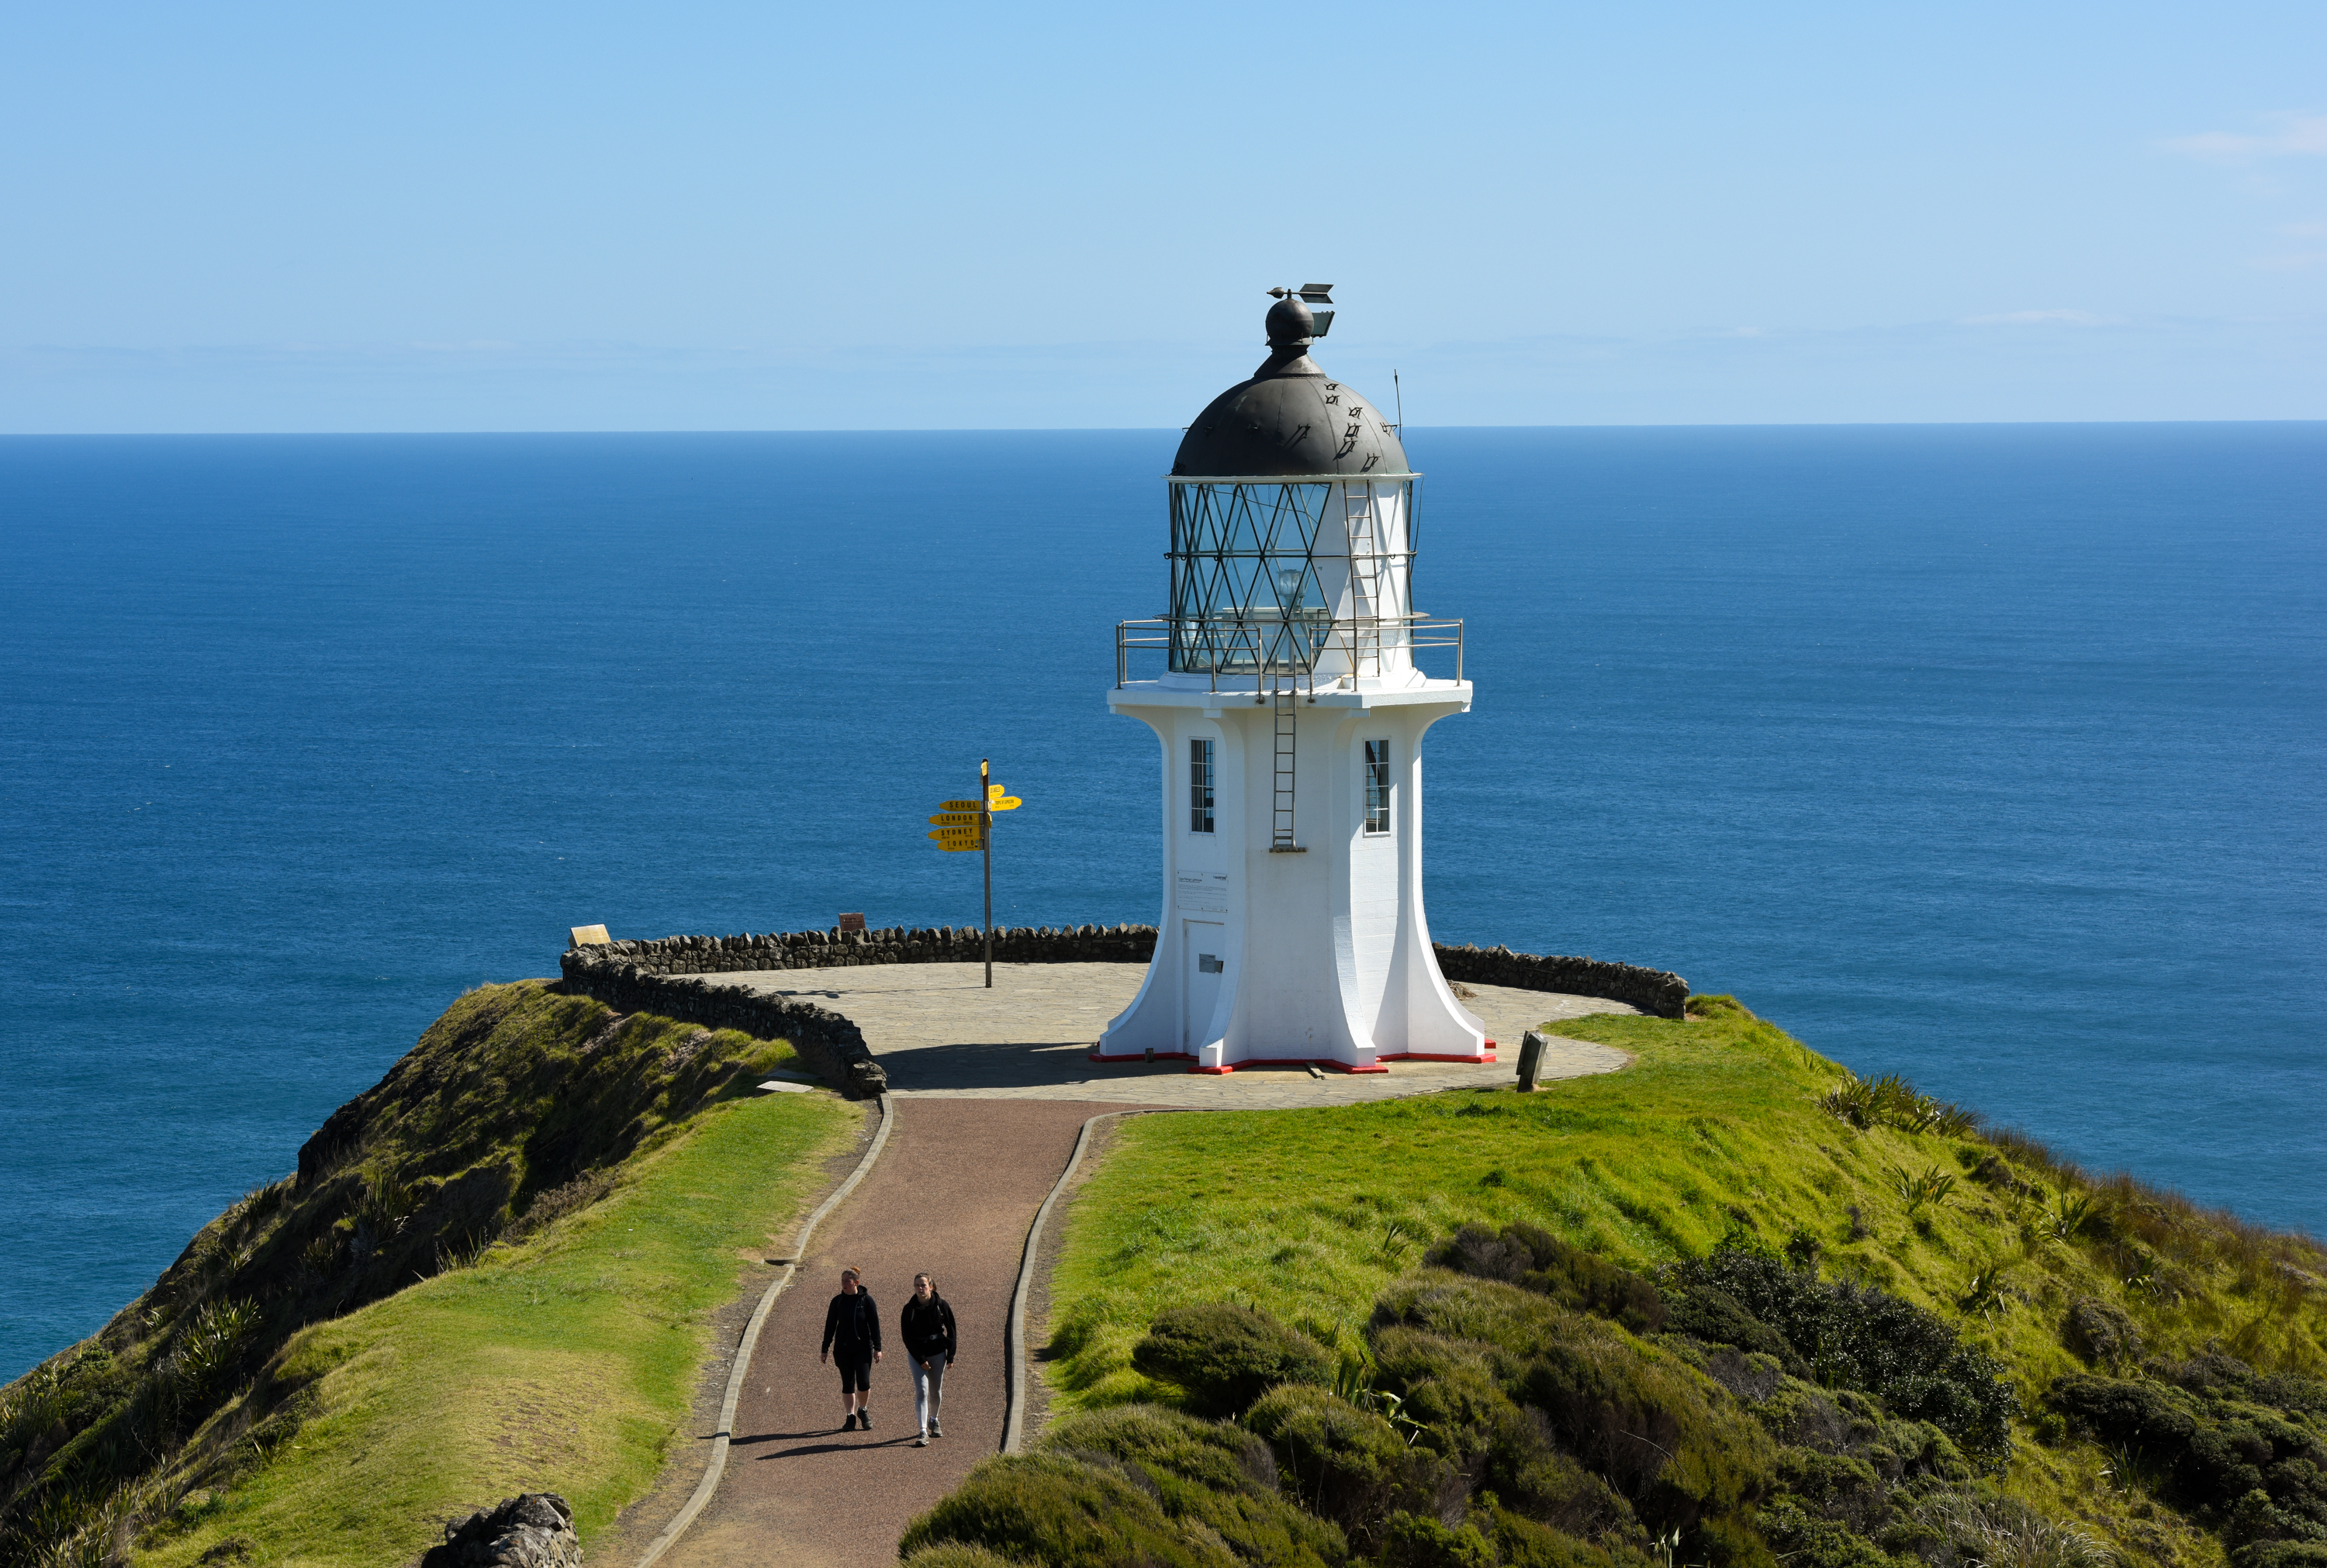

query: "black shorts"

left=835, top=1348, right=873, bottom=1393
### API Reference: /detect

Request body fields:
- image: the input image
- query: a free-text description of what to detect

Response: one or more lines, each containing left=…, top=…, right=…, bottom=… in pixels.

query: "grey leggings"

left=910, top=1352, right=946, bottom=1432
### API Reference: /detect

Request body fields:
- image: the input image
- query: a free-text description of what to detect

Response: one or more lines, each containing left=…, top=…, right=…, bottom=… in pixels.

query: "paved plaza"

left=703, top=961, right=1633, bottom=1106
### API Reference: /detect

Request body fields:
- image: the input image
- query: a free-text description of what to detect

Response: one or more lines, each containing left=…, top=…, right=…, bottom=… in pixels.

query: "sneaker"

left=842, top=1412, right=859, bottom=1432
left=916, top=1433, right=930, bottom=1447
left=859, top=1409, right=872, bottom=1429
left=929, top=1422, right=942, bottom=1438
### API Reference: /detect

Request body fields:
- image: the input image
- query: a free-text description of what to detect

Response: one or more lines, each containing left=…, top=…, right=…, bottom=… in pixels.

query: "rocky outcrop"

left=420, top=1493, right=580, bottom=1566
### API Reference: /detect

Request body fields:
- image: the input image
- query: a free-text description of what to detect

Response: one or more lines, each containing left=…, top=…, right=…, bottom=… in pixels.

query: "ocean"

left=2, top=423, right=2322, bottom=1380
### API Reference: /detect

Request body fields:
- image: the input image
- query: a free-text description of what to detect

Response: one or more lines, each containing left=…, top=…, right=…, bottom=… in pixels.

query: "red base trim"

left=1184, top=1057, right=1392, bottom=1076
left=1090, top=1048, right=1491, bottom=1072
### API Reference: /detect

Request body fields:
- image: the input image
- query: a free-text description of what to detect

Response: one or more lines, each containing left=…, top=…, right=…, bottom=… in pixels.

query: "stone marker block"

left=569, top=924, right=610, bottom=948
left=1516, top=1031, right=1548, bottom=1093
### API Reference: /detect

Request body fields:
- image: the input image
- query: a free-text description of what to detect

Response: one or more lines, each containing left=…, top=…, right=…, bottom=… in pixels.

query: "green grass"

left=1040, top=996, right=2324, bottom=1560
left=135, top=1067, right=857, bottom=1566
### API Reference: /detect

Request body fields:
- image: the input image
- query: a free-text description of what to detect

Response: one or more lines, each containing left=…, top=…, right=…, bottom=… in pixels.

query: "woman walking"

left=819, top=1266, right=883, bottom=1432
left=898, top=1271, right=956, bottom=1448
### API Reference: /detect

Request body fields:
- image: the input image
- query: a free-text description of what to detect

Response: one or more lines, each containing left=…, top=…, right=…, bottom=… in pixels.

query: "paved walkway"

left=645, top=962, right=1634, bottom=1566
left=655, top=1098, right=1160, bottom=1568
left=707, top=962, right=1634, bottom=1103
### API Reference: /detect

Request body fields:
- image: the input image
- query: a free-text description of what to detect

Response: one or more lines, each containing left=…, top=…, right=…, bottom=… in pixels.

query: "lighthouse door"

left=1181, top=920, right=1226, bottom=1052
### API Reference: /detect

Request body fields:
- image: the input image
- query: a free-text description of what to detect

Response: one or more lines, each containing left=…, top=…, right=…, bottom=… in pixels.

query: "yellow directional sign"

left=987, top=784, right=1007, bottom=798
left=987, top=796, right=1022, bottom=812
left=939, top=842, right=984, bottom=852
left=929, top=827, right=982, bottom=842
left=928, top=812, right=982, bottom=827
left=939, top=799, right=984, bottom=812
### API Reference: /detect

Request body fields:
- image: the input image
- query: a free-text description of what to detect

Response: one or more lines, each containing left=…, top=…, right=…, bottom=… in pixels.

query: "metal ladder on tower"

left=1343, top=486, right=1382, bottom=678
left=1270, top=682, right=1299, bottom=851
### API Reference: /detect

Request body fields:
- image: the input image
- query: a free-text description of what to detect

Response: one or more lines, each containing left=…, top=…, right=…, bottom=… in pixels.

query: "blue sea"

left=3, top=424, right=2323, bottom=1380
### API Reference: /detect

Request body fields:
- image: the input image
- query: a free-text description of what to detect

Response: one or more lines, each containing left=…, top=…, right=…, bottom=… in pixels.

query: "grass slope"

left=1041, top=997, right=2325, bottom=1559
left=0, top=980, right=858, bottom=1567
left=140, top=1080, right=854, bottom=1566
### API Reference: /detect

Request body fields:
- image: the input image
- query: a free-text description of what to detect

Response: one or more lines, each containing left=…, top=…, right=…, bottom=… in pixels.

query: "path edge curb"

left=634, top=1091, right=896, bottom=1568
left=1003, top=1107, right=1181, bottom=1454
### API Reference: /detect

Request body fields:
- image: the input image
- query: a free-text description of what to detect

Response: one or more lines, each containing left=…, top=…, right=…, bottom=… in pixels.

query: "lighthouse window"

left=1364, top=740, right=1392, bottom=834
left=1190, top=739, right=1215, bottom=833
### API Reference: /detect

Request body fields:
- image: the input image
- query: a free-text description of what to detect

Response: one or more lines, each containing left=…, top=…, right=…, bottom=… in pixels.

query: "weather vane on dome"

left=1267, top=284, right=1335, bottom=337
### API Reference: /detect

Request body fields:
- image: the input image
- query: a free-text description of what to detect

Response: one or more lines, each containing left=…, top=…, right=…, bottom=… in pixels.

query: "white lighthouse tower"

left=1097, top=288, right=1489, bottom=1074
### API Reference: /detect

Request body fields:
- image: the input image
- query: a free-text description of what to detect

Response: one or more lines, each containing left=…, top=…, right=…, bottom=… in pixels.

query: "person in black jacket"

left=899, top=1271, right=957, bottom=1446
left=819, top=1266, right=883, bottom=1431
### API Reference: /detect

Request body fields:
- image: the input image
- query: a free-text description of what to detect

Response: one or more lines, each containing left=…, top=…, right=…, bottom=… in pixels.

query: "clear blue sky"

left=3, top=2, right=2322, bottom=431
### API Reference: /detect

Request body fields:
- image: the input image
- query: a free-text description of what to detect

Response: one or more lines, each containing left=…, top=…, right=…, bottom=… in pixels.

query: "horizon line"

left=5, top=416, right=2326, bottom=440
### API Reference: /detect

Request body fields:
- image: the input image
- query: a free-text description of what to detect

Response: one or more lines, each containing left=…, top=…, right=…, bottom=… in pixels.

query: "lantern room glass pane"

left=1166, top=478, right=1416, bottom=676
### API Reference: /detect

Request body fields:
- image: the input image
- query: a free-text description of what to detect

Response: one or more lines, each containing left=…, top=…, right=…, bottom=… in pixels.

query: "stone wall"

left=558, top=947, right=894, bottom=1099
left=570, top=923, right=1157, bottom=976
left=1432, top=943, right=1689, bottom=1019
left=556, top=926, right=1689, bottom=1094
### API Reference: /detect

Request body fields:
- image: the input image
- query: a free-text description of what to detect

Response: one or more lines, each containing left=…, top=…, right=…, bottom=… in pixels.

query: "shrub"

left=1372, top=1275, right=1571, bottom=1362
left=1658, top=1283, right=1804, bottom=1376
left=1482, top=1504, right=1647, bottom=1568
left=1499, top=1445, right=1636, bottom=1541
left=1894, top=1167, right=1957, bottom=1214
left=1661, top=1247, right=2017, bottom=1460
left=1755, top=1497, right=1892, bottom=1568
left=1364, top=1325, right=1634, bottom=1538
left=903, top=1547, right=1036, bottom=1568
left=1903, top=1492, right=2111, bottom=1568
left=1771, top=1449, right=1884, bottom=1535
left=1369, top=1328, right=1510, bottom=1465
left=1042, top=1404, right=1350, bottom=1568
left=1045, top=1404, right=1278, bottom=1497
left=1376, top=1511, right=1497, bottom=1568
left=1246, top=1383, right=1452, bottom=1546
left=1511, top=1322, right=1773, bottom=1524
left=2060, top=1296, right=2142, bottom=1371
left=1818, top=1072, right=1973, bottom=1138
left=2048, top=1372, right=2327, bottom=1532
left=162, top=1298, right=261, bottom=1428
left=897, top=1452, right=1235, bottom=1568
left=2235, top=1542, right=2327, bottom=1568
left=1427, top=1224, right=1666, bottom=1335
left=1134, top=1304, right=1333, bottom=1418
left=1376, top=1273, right=1773, bottom=1525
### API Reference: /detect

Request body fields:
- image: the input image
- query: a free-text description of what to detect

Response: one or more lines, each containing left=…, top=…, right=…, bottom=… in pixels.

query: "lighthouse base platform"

left=678, top=961, right=1630, bottom=1106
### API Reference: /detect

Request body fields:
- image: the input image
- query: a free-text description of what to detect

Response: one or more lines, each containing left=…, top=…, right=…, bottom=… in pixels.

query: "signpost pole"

left=980, top=758, right=994, bottom=989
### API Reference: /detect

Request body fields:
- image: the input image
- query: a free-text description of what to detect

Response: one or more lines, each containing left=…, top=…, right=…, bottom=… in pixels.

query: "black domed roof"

left=1172, top=299, right=1409, bottom=478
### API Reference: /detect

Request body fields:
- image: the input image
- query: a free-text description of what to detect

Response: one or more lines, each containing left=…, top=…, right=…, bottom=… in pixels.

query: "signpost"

left=925, top=758, right=1025, bottom=988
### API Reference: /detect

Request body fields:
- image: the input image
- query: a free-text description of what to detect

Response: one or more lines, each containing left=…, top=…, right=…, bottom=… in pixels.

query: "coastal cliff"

left=0, top=981, right=854, bottom=1566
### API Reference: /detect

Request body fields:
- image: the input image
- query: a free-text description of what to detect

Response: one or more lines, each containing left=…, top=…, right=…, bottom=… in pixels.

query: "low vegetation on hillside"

left=0, top=981, right=856, bottom=1568
left=908, top=996, right=2326, bottom=1568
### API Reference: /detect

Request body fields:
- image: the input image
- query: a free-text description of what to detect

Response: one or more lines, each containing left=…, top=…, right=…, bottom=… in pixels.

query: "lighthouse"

left=1097, top=288, right=1488, bottom=1074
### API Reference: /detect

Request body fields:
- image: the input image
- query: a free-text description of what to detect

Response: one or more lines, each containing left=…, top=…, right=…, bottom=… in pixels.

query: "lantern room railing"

left=1115, top=614, right=1464, bottom=693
